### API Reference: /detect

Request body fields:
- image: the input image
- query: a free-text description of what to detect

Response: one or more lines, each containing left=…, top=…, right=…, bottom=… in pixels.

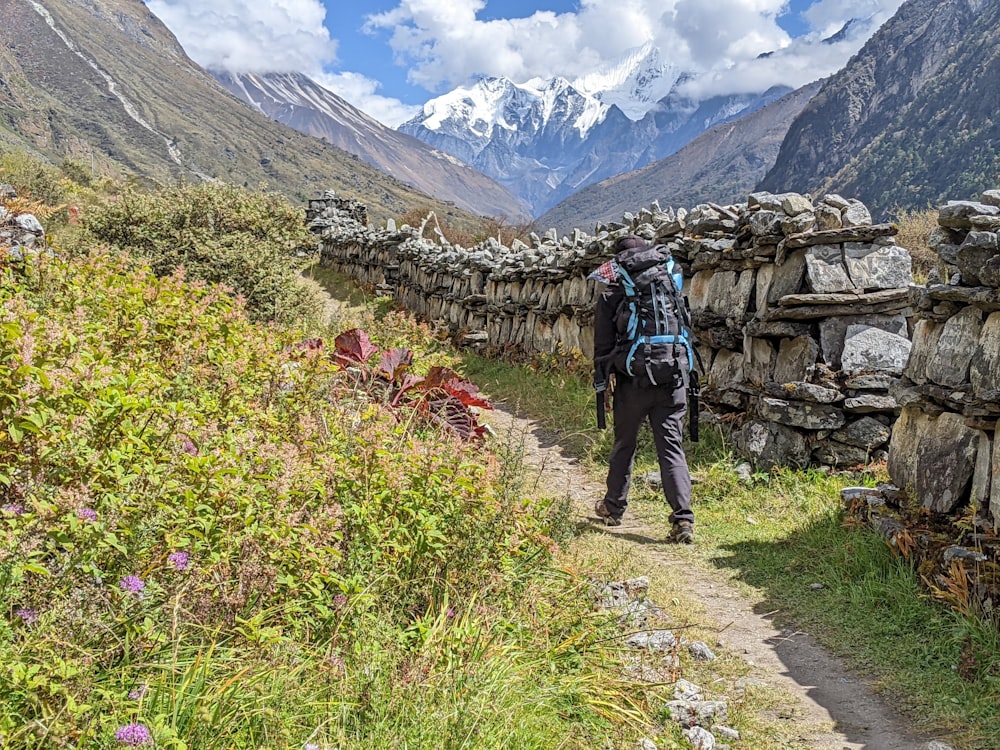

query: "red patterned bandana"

left=587, top=259, right=619, bottom=284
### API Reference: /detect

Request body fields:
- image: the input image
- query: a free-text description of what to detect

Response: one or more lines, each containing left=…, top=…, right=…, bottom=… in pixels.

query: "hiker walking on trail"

left=589, top=234, right=696, bottom=544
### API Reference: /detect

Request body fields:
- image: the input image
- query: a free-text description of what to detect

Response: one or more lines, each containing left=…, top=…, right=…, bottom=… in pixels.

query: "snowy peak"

left=573, top=42, right=681, bottom=119
left=398, top=42, right=790, bottom=216
left=417, top=75, right=605, bottom=141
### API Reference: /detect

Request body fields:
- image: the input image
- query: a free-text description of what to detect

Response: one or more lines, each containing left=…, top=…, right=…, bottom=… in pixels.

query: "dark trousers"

left=603, top=377, right=693, bottom=525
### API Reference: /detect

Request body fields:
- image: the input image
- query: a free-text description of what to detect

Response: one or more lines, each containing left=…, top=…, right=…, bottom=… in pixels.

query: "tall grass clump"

left=891, top=206, right=938, bottom=282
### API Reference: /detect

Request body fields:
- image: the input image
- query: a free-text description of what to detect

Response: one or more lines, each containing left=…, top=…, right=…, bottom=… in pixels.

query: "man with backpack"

left=590, top=234, right=696, bottom=544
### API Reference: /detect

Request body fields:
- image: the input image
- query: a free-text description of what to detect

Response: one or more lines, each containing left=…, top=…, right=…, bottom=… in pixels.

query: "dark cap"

left=613, top=234, right=648, bottom=253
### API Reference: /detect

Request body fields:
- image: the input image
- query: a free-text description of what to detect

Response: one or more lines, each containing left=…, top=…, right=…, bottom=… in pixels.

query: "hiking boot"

left=594, top=500, right=622, bottom=527
left=670, top=521, right=695, bottom=544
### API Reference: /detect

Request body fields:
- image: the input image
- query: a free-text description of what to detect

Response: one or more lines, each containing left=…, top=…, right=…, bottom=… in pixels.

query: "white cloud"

left=363, top=0, right=907, bottom=102
left=313, top=72, right=421, bottom=128
left=803, top=0, right=906, bottom=37
left=146, top=0, right=336, bottom=73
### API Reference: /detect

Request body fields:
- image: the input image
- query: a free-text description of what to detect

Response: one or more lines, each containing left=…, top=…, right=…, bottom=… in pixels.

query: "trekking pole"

left=688, top=371, right=700, bottom=442
left=595, top=381, right=607, bottom=430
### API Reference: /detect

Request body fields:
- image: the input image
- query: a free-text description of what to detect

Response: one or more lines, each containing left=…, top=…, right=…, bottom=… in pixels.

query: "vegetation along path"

left=483, top=401, right=938, bottom=750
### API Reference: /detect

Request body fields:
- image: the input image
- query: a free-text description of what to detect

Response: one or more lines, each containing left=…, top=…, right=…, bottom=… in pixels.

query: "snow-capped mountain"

left=574, top=42, right=681, bottom=119
left=213, top=70, right=531, bottom=221
left=398, top=44, right=786, bottom=215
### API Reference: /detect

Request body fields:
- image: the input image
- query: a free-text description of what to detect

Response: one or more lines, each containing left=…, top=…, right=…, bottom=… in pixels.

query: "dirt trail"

left=484, top=402, right=938, bottom=750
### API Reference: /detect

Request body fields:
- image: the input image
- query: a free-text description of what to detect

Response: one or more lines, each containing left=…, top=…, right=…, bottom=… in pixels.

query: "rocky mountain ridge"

left=535, top=81, right=823, bottom=234
left=399, top=54, right=791, bottom=216
left=758, top=0, right=1000, bottom=219
left=0, top=0, right=481, bottom=228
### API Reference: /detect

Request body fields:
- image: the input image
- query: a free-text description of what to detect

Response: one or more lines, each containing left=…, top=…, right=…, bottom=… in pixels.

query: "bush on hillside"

left=81, top=181, right=323, bottom=325
left=0, top=151, right=66, bottom=209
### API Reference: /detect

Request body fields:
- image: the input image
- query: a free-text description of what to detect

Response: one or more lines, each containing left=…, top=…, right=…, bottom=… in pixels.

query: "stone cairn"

left=307, top=189, right=914, bottom=473
left=0, top=184, right=47, bottom=260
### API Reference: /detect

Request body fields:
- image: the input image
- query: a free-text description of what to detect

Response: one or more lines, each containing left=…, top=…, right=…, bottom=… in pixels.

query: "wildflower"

left=167, top=551, right=190, bottom=571
left=128, top=684, right=147, bottom=700
left=1, top=503, right=24, bottom=515
left=119, top=575, right=145, bottom=595
left=15, top=607, right=38, bottom=625
left=77, top=507, right=98, bottom=522
left=178, top=434, right=198, bottom=456
left=114, top=723, right=153, bottom=746
left=332, top=593, right=347, bottom=609
left=446, top=607, right=455, bottom=618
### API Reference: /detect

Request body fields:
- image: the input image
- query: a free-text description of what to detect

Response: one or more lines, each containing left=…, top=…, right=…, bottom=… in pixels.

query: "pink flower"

left=114, top=723, right=152, bottom=746
left=119, top=575, right=145, bottom=595
left=178, top=434, right=198, bottom=456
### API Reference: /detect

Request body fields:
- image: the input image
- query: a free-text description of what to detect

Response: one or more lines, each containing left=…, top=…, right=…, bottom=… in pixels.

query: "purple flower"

left=167, top=551, right=190, bottom=571
left=15, top=607, right=38, bottom=625
left=77, top=507, right=97, bottom=522
left=114, top=723, right=153, bottom=746
left=333, top=594, right=347, bottom=609
left=128, top=683, right=147, bottom=701
left=119, top=575, right=145, bottom=595
left=179, top=434, right=198, bottom=456
left=1, top=503, right=24, bottom=515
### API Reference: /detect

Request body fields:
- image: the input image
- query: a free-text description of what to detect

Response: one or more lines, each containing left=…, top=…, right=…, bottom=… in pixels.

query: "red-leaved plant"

left=319, top=328, right=492, bottom=440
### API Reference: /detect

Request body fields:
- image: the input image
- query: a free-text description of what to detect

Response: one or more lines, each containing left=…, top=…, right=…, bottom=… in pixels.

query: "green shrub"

left=0, top=151, right=66, bottom=208
left=81, top=181, right=322, bottom=325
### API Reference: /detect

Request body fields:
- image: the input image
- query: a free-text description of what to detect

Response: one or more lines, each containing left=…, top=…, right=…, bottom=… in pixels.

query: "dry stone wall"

left=308, top=189, right=915, bottom=474
left=889, top=190, right=1000, bottom=527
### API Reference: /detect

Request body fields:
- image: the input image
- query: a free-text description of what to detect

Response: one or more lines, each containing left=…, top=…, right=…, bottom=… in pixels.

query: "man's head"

left=613, top=235, right=648, bottom=253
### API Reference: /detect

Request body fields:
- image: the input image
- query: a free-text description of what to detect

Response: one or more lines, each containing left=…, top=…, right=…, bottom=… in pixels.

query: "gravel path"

left=483, top=401, right=941, bottom=750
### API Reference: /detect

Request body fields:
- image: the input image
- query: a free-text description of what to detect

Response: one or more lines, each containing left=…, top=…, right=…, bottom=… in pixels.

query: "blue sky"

left=146, top=0, right=907, bottom=127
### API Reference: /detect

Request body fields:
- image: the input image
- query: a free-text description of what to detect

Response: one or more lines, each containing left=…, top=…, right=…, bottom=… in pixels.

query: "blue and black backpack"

left=611, top=243, right=702, bottom=438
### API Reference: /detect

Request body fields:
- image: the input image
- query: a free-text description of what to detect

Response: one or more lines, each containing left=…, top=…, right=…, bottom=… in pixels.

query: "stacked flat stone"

left=674, top=192, right=914, bottom=470
left=889, top=190, right=1000, bottom=525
